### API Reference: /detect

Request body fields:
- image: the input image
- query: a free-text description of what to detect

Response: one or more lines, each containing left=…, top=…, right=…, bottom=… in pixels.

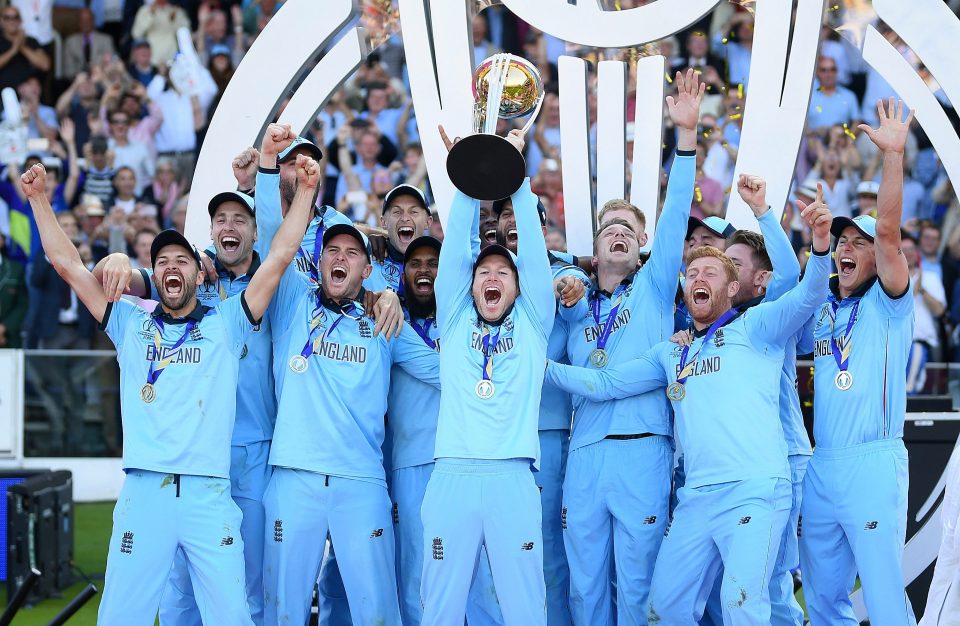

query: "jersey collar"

left=151, top=300, right=210, bottom=324
left=828, top=273, right=877, bottom=302
left=735, top=294, right=764, bottom=313
left=595, top=271, right=636, bottom=298
left=385, top=241, right=405, bottom=264
left=319, top=286, right=367, bottom=315
left=207, top=248, right=261, bottom=280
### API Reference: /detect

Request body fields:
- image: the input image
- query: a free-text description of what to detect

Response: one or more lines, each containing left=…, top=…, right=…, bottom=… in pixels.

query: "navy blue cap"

left=207, top=191, right=255, bottom=218
left=322, top=223, right=371, bottom=261
left=150, top=229, right=202, bottom=270
left=403, top=235, right=442, bottom=264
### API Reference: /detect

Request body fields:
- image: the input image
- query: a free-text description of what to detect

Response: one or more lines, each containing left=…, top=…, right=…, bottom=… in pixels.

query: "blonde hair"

left=687, top=245, right=738, bottom=282
left=597, top=199, right=646, bottom=231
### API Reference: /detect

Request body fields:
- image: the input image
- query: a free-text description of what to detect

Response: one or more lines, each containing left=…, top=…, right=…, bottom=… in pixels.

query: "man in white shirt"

left=903, top=234, right=946, bottom=394
left=107, top=110, right=154, bottom=197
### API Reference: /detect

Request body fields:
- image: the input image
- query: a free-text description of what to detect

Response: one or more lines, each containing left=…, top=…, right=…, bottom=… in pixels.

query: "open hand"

left=858, top=98, right=914, bottom=155
left=666, top=68, right=706, bottom=132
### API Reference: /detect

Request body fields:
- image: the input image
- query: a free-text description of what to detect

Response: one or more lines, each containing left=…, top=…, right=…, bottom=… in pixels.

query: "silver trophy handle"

left=518, top=91, right=545, bottom=137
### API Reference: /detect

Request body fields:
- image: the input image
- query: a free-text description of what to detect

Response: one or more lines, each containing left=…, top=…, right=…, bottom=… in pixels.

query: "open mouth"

left=397, top=225, right=416, bottom=245
left=838, top=256, right=857, bottom=277
left=610, top=240, right=629, bottom=254
left=414, top=275, right=433, bottom=294
left=692, top=287, right=709, bottom=305
left=483, top=228, right=498, bottom=244
left=330, top=264, right=348, bottom=284
left=163, top=273, right=183, bottom=297
left=221, top=235, right=240, bottom=253
left=483, top=285, right=502, bottom=307
left=506, top=229, right=518, bottom=245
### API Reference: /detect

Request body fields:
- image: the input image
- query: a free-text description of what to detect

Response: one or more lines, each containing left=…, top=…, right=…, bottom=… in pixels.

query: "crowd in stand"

left=0, top=0, right=959, bottom=393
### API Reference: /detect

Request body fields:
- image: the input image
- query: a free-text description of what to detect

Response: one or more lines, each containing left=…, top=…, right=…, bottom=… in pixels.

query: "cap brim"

left=474, top=244, right=518, bottom=273
left=150, top=230, right=201, bottom=268
left=208, top=191, right=255, bottom=218
left=382, top=185, right=427, bottom=214
left=278, top=142, right=323, bottom=163
left=403, top=235, right=442, bottom=264
left=322, top=223, right=371, bottom=260
left=830, top=216, right=874, bottom=242
left=686, top=217, right=729, bottom=240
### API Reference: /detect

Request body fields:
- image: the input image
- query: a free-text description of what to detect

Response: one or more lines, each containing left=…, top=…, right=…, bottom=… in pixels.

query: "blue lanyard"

left=146, top=319, right=198, bottom=386
left=590, top=284, right=627, bottom=352
left=297, top=220, right=326, bottom=284
left=480, top=325, right=501, bottom=382
left=410, top=318, right=436, bottom=350
left=676, top=308, right=737, bottom=384
left=828, top=299, right=860, bottom=373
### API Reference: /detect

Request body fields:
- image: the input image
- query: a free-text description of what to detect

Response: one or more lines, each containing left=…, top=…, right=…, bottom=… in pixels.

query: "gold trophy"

left=446, top=53, right=545, bottom=201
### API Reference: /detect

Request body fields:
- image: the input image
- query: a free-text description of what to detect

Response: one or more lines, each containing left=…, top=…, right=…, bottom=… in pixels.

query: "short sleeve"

left=99, top=298, right=139, bottom=350
left=268, top=264, right=311, bottom=329
left=873, top=278, right=914, bottom=318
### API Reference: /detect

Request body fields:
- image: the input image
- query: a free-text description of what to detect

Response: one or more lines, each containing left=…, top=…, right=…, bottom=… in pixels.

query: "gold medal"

left=666, top=382, right=686, bottom=401
left=289, top=355, right=308, bottom=373
left=835, top=371, right=854, bottom=391
left=590, top=348, right=608, bottom=368
left=475, top=380, right=495, bottom=399
left=140, top=383, right=156, bottom=404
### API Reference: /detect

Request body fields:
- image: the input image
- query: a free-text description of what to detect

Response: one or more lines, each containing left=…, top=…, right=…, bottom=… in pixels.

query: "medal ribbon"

left=297, top=295, right=357, bottom=360
left=480, top=325, right=501, bottom=383
left=828, top=299, right=859, bottom=374
left=410, top=318, right=436, bottom=350
left=676, top=308, right=737, bottom=384
left=590, top=284, right=627, bottom=353
left=145, top=319, right=198, bottom=387
left=297, top=221, right=326, bottom=283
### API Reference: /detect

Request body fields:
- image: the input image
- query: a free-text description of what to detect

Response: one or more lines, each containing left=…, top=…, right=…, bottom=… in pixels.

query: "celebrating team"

left=25, top=68, right=918, bottom=625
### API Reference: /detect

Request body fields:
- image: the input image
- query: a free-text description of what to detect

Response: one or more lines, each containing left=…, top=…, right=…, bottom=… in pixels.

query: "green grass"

left=2, top=502, right=113, bottom=625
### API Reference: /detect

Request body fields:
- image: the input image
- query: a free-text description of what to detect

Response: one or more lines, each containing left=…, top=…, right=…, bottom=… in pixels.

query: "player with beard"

left=366, top=184, right=433, bottom=292
left=687, top=175, right=809, bottom=626
left=418, top=125, right=554, bottom=626
left=23, top=155, right=316, bottom=624
left=261, top=204, right=440, bottom=625
left=493, top=195, right=588, bottom=625
left=800, top=99, right=918, bottom=626
left=674, top=215, right=736, bottom=332
left=545, top=69, right=701, bottom=625
left=94, top=190, right=276, bottom=625
left=545, top=196, right=833, bottom=625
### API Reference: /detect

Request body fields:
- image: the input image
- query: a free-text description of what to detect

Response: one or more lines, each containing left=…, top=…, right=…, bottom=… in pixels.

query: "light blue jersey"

left=559, top=153, right=696, bottom=450
left=141, top=251, right=275, bottom=446
left=101, top=296, right=255, bottom=478
left=434, top=178, right=555, bottom=466
left=540, top=255, right=591, bottom=432
left=366, top=244, right=405, bottom=294
left=547, top=251, right=830, bottom=488
left=809, top=276, right=914, bottom=447
left=388, top=311, right=441, bottom=470
left=268, top=270, right=439, bottom=483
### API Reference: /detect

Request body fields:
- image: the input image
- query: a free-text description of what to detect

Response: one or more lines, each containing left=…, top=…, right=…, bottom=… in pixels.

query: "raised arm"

left=21, top=164, right=107, bottom=322
left=512, top=162, right=554, bottom=333
left=92, top=252, right=149, bottom=300
left=746, top=189, right=832, bottom=347
left=435, top=125, right=480, bottom=328
left=244, top=155, right=319, bottom=322
left=544, top=348, right=667, bottom=402
left=736, top=174, right=800, bottom=301
left=253, top=123, right=296, bottom=249
left=647, top=69, right=703, bottom=300
left=858, top=98, right=912, bottom=297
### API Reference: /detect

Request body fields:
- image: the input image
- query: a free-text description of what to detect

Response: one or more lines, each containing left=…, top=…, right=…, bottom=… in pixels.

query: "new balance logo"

left=432, top=537, right=443, bottom=560
left=561, top=507, right=567, bottom=530
left=120, top=531, right=134, bottom=554
left=370, top=528, right=384, bottom=538
left=521, top=542, right=535, bottom=551
left=220, top=536, right=234, bottom=546
left=274, top=519, right=283, bottom=543
left=864, top=521, right=878, bottom=530
left=738, top=516, right=752, bottom=526
left=643, top=516, right=657, bottom=525
left=392, top=503, right=399, bottom=525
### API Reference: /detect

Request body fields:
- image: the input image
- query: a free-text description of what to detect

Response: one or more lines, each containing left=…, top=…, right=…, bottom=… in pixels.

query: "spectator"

left=673, top=30, right=726, bottom=78
left=8, top=75, right=58, bottom=145
left=0, top=5, right=49, bottom=91
left=545, top=226, right=566, bottom=253
left=712, top=11, right=753, bottom=88
left=691, top=138, right=724, bottom=219
left=807, top=55, right=860, bottom=132
left=359, top=81, right=405, bottom=149
left=107, top=110, right=153, bottom=196
left=195, top=6, right=246, bottom=67
left=81, top=135, right=115, bottom=205
left=903, top=235, right=947, bottom=394
left=855, top=180, right=879, bottom=216
left=207, top=44, right=235, bottom=95
left=0, top=231, right=27, bottom=348
left=109, top=166, right=139, bottom=214
left=55, top=72, right=101, bottom=152
left=132, top=0, right=191, bottom=67
left=62, top=8, right=114, bottom=80
left=101, top=83, right=164, bottom=159
left=169, top=195, right=188, bottom=234
left=11, top=0, right=53, bottom=48
left=127, top=39, right=158, bottom=86
left=806, top=149, right=855, bottom=218
left=532, top=157, right=564, bottom=229
left=528, top=90, right=561, bottom=177
left=920, top=222, right=944, bottom=281
left=141, top=157, right=181, bottom=227
left=472, top=14, right=501, bottom=61
left=130, top=228, right=154, bottom=270
left=72, top=194, right=108, bottom=261
left=335, top=127, right=389, bottom=222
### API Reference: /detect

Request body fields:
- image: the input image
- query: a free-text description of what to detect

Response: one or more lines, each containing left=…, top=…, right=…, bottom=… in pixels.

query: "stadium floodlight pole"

left=0, top=568, right=41, bottom=626
left=45, top=583, right=98, bottom=626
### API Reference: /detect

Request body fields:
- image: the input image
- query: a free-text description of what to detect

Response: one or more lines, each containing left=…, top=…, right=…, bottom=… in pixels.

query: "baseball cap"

left=473, top=243, right=518, bottom=275
left=831, top=214, right=876, bottom=243
left=382, top=184, right=427, bottom=215
left=856, top=180, right=880, bottom=197
left=150, top=229, right=203, bottom=269
left=278, top=136, right=323, bottom=163
left=322, top=223, right=372, bottom=260
left=403, top=235, right=442, bottom=264
left=82, top=195, right=105, bottom=217
left=209, top=44, right=231, bottom=59
left=208, top=190, right=255, bottom=218
left=796, top=180, right=819, bottom=201
left=686, top=215, right=735, bottom=240
left=492, top=197, right=547, bottom=226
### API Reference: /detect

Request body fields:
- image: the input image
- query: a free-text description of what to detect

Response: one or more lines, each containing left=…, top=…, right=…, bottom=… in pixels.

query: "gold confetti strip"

left=729, top=113, right=742, bottom=120
left=843, top=123, right=857, bottom=140
left=665, top=72, right=673, bottom=83
left=737, top=84, right=743, bottom=99
left=695, top=186, right=703, bottom=203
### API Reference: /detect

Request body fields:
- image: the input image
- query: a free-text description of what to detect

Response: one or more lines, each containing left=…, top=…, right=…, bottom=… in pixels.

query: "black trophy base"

left=446, top=134, right=526, bottom=201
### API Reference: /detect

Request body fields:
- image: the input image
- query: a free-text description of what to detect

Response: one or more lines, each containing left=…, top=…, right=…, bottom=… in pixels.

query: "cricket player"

left=22, top=154, right=318, bottom=624
left=493, top=194, right=589, bottom=625
left=544, top=194, right=833, bottom=625
left=93, top=190, right=275, bottom=625
left=698, top=175, right=810, bottom=626
left=366, top=183, right=433, bottom=292
left=419, top=126, right=554, bottom=626
left=553, top=69, right=702, bottom=625
left=675, top=215, right=736, bottom=332
left=799, top=99, right=918, bottom=625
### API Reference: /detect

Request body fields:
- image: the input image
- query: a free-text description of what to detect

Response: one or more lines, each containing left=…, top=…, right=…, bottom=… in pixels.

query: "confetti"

left=729, top=113, right=742, bottom=120
left=694, top=186, right=703, bottom=203
left=843, top=123, right=857, bottom=140
left=737, top=84, right=743, bottom=99
left=665, top=72, right=673, bottom=83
